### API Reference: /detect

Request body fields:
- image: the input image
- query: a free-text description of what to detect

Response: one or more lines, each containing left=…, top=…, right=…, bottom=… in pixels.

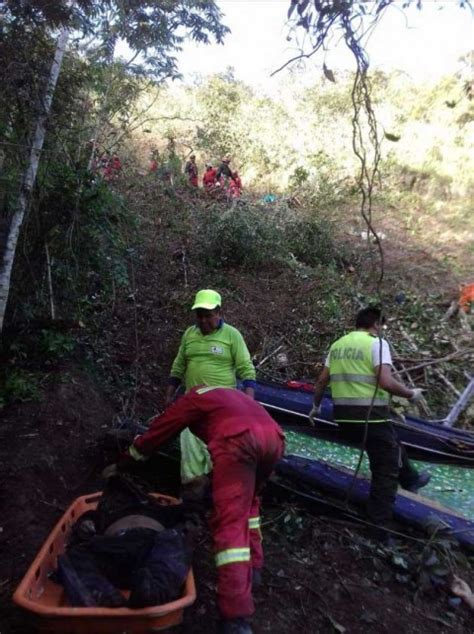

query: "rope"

left=339, top=15, right=386, bottom=506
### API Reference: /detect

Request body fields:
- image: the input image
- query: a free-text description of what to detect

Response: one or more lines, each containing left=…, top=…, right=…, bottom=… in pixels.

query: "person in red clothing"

left=119, top=386, right=285, bottom=634
left=103, top=154, right=122, bottom=181
left=203, top=164, right=218, bottom=191
left=232, top=171, right=242, bottom=191
left=228, top=170, right=242, bottom=199
left=184, top=154, right=198, bottom=187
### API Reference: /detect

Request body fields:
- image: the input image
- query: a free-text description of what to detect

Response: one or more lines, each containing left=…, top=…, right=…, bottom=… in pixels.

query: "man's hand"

left=409, top=388, right=424, bottom=403
left=308, top=404, right=321, bottom=426
left=451, top=576, right=474, bottom=609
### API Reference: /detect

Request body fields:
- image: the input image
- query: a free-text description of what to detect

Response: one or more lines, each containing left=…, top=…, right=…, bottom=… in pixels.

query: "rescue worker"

left=184, top=154, right=198, bottom=187
left=203, top=164, right=218, bottom=191
left=119, top=386, right=285, bottom=634
left=228, top=171, right=242, bottom=199
left=216, top=157, right=234, bottom=181
left=149, top=150, right=159, bottom=174
left=311, top=306, right=430, bottom=532
left=165, top=289, right=256, bottom=486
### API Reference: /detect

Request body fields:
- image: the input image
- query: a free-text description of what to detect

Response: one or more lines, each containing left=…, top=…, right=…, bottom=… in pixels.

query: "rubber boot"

left=404, top=471, right=431, bottom=493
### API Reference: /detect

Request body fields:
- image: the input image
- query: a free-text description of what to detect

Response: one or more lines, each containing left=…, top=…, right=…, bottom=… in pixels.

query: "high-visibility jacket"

left=328, top=330, right=390, bottom=423
left=169, top=322, right=256, bottom=391
left=169, top=322, right=256, bottom=481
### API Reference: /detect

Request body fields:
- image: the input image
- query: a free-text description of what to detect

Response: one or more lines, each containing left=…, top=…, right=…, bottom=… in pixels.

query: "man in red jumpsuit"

left=203, top=164, right=218, bottom=191
left=121, top=386, right=285, bottom=634
left=228, top=171, right=242, bottom=199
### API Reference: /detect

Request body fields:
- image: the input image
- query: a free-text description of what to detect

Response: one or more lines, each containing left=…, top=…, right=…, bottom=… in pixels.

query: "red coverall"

left=203, top=167, right=218, bottom=190
left=132, top=386, right=285, bottom=619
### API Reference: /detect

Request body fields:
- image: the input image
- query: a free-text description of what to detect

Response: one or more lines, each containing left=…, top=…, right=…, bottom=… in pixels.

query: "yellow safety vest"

left=329, top=330, right=390, bottom=423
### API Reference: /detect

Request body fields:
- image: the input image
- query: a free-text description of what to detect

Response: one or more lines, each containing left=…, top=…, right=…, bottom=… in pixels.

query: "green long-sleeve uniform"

left=169, top=322, right=256, bottom=481
left=170, top=323, right=256, bottom=390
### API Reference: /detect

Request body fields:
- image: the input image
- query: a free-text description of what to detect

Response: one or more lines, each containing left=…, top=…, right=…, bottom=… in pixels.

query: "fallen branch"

left=393, top=350, right=473, bottom=375
left=257, top=344, right=284, bottom=368
left=434, top=369, right=461, bottom=398
left=397, top=327, right=463, bottom=412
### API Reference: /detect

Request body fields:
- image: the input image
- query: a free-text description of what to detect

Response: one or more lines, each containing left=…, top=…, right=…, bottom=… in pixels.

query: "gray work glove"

left=409, top=388, right=424, bottom=403
left=308, top=404, right=321, bottom=425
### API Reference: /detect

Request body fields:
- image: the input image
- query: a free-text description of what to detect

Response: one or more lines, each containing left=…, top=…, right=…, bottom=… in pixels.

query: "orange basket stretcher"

left=13, top=492, right=196, bottom=633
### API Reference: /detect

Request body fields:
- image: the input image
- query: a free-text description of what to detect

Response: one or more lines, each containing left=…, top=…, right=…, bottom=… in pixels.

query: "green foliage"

left=39, top=330, right=75, bottom=357
left=0, top=370, right=40, bottom=407
left=289, top=166, right=309, bottom=188
left=197, top=200, right=344, bottom=272
left=1, top=1, right=230, bottom=81
left=199, top=204, right=285, bottom=269
left=196, top=73, right=254, bottom=160
left=286, top=215, right=343, bottom=268
left=10, top=162, right=137, bottom=323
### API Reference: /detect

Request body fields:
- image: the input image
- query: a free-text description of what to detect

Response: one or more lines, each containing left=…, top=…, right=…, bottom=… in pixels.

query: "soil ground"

left=0, top=187, right=473, bottom=634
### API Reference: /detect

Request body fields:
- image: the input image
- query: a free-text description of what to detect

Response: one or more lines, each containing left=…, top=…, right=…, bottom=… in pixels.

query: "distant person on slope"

left=203, top=164, right=218, bottom=191
left=228, top=171, right=242, bottom=198
left=165, top=289, right=256, bottom=486
left=149, top=150, right=159, bottom=174
left=216, top=157, right=234, bottom=182
left=311, top=306, right=430, bottom=534
left=184, top=154, right=198, bottom=187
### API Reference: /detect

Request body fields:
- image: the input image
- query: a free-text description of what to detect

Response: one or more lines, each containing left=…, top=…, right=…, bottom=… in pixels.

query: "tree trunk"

left=0, top=27, right=70, bottom=333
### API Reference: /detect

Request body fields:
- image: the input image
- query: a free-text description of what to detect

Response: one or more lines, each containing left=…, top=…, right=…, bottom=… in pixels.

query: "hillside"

left=0, top=175, right=473, bottom=633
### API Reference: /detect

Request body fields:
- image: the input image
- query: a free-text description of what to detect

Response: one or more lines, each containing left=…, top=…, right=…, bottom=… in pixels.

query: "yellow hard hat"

left=191, top=289, right=222, bottom=310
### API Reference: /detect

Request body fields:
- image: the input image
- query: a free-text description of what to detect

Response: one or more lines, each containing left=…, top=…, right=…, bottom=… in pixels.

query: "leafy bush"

left=286, top=215, right=343, bottom=268
left=0, top=370, right=40, bottom=407
left=10, top=164, right=138, bottom=323
left=199, top=204, right=285, bottom=268
left=197, top=200, right=345, bottom=272
left=40, top=330, right=75, bottom=357
left=289, top=166, right=310, bottom=188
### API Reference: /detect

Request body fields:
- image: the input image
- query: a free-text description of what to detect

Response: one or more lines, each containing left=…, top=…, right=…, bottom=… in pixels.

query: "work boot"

left=219, top=617, right=253, bottom=634
left=252, top=568, right=262, bottom=588
left=404, top=471, right=431, bottom=493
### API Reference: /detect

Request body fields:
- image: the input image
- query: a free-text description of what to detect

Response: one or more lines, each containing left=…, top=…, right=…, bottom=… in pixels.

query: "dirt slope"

left=0, top=182, right=473, bottom=633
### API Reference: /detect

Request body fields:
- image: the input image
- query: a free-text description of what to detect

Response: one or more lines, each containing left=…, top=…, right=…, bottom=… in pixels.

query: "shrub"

left=40, top=330, right=75, bottom=357
left=286, top=215, right=343, bottom=268
left=197, top=200, right=345, bottom=272
left=199, top=204, right=286, bottom=269
left=0, top=370, right=40, bottom=407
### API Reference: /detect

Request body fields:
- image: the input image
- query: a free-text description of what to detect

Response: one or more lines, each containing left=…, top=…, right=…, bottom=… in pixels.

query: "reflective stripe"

left=196, top=385, right=231, bottom=394
left=196, top=386, right=229, bottom=395
left=331, top=373, right=376, bottom=385
left=333, top=397, right=389, bottom=406
left=248, top=516, right=261, bottom=529
left=215, top=547, right=251, bottom=567
left=129, top=445, right=148, bottom=462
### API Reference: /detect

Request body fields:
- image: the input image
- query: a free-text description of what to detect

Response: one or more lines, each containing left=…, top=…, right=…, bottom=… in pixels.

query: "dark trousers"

left=338, top=421, right=419, bottom=525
